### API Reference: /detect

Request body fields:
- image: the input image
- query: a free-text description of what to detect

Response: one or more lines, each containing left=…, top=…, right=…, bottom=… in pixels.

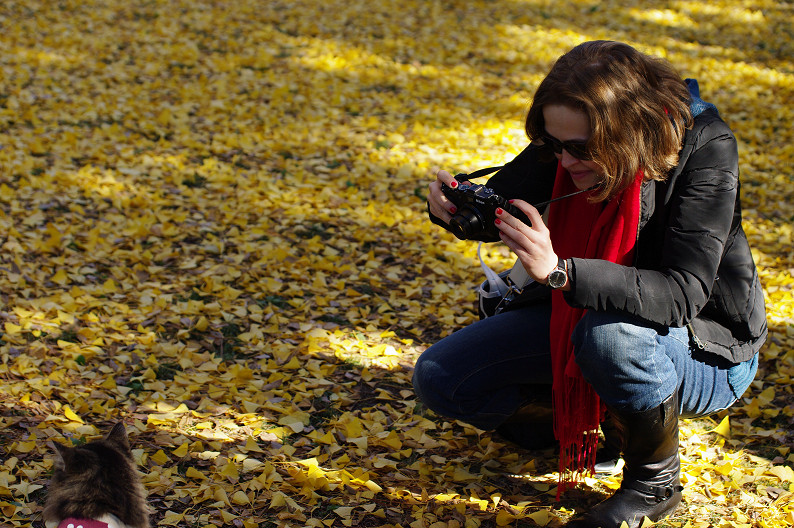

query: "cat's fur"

left=43, top=422, right=150, bottom=528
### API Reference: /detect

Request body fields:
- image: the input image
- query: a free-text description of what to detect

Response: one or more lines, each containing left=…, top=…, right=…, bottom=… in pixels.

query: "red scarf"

left=547, top=162, right=643, bottom=496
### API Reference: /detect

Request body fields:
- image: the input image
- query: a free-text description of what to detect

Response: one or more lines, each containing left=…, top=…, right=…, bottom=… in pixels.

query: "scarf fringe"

left=553, top=375, right=604, bottom=499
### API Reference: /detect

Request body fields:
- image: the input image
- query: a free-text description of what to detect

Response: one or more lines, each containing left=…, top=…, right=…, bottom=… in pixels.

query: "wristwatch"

left=546, top=257, right=568, bottom=289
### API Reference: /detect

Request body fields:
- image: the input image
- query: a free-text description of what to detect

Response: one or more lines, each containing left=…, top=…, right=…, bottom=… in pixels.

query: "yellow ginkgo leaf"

left=62, top=405, right=84, bottom=424
left=710, top=415, right=731, bottom=438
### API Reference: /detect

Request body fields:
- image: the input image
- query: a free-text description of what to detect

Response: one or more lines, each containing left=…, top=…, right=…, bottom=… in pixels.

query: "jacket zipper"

left=687, top=323, right=706, bottom=350
left=632, top=181, right=645, bottom=266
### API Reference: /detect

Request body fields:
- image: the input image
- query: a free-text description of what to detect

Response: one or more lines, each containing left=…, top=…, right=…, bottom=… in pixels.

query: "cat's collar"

left=47, top=514, right=128, bottom=528
left=57, top=520, right=109, bottom=528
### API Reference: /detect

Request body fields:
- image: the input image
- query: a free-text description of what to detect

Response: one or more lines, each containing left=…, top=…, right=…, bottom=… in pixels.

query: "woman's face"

left=542, top=104, right=603, bottom=191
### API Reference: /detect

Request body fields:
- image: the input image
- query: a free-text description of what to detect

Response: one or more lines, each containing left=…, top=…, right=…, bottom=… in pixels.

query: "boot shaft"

left=612, top=391, right=680, bottom=468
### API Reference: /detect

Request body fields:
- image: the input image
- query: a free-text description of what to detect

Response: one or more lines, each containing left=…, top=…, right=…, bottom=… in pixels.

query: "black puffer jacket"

left=436, top=108, right=767, bottom=364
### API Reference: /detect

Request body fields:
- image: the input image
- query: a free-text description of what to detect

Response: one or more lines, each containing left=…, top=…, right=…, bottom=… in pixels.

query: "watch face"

left=548, top=269, right=567, bottom=289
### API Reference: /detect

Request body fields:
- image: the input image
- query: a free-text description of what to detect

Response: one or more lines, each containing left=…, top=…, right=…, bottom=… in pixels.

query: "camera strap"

left=498, top=259, right=534, bottom=313
left=477, top=242, right=511, bottom=299
left=456, top=165, right=503, bottom=181
left=506, top=259, right=533, bottom=292
left=477, top=243, right=535, bottom=317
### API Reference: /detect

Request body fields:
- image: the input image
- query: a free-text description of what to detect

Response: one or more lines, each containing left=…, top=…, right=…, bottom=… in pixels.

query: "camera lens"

left=449, top=207, right=485, bottom=240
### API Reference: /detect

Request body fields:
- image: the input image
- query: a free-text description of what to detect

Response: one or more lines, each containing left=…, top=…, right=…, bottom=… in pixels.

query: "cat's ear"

left=105, top=422, right=131, bottom=451
left=51, top=441, right=73, bottom=470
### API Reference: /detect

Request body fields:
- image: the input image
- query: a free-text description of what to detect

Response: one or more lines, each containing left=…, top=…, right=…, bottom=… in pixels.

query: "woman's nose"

left=560, top=149, right=580, bottom=168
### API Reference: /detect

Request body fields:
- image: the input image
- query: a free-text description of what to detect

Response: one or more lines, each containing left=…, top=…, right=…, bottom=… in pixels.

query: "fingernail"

left=495, top=208, right=503, bottom=216
left=494, top=218, right=502, bottom=225
left=450, top=181, right=458, bottom=188
left=450, top=206, right=457, bottom=214
left=508, top=199, right=515, bottom=203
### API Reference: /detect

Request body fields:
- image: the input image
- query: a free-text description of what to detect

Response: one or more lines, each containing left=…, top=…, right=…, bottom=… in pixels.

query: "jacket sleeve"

left=565, top=115, right=739, bottom=327
left=481, top=142, right=557, bottom=205
left=428, top=142, right=558, bottom=241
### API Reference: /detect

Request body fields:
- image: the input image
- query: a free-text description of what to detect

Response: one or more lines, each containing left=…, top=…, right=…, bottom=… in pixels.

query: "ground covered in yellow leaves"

left=1, top=1, right=792, bottom=527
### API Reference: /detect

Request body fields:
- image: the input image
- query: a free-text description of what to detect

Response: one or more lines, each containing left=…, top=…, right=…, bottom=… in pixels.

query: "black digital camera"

left=441, top=174, right=529, bottom=240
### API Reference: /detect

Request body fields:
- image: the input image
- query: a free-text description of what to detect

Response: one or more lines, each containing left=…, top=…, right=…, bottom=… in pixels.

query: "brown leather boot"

left=567, top=392, right=683, bottom=528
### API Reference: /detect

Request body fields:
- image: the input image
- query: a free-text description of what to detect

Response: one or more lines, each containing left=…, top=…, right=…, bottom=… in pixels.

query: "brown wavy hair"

left=525, top=41, right=693, bottom=202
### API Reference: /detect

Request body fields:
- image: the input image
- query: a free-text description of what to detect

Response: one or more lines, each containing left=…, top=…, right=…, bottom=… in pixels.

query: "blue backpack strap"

left=685, top=78, right=719, bottom=117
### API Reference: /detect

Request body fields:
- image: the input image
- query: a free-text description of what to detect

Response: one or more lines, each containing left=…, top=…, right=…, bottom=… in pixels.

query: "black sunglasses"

left=540, top=133, right=593, bottom=161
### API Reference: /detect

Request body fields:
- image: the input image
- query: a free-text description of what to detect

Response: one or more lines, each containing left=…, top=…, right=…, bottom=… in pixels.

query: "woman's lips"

left=569, top=170, right=591, bottom=181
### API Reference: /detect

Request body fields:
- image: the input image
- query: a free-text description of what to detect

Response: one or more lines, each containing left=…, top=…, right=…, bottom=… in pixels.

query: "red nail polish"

left=494, top=218, right=502, bottom=225
left=450, top=181, right=458, bottom=188
left=450, top=206, right=457, bottom=214
left=495, top=208, right=503, bottom=215
left=508, top=199, right=515, bottom=203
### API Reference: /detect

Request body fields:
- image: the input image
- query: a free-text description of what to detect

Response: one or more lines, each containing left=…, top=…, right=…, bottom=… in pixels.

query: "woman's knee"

left=412, top=348, right=442, bottom=407
left=570, top=311, right=661, bottom=383
left=411, top=339, right=467, bottom=415
left=571, top=311, right=633, bottom=365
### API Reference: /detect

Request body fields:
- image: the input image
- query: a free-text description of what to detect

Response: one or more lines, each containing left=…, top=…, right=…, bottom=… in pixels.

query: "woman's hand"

left=495, top=199, right=559, bottom=283
left=428, top=169, right=467, bottom=225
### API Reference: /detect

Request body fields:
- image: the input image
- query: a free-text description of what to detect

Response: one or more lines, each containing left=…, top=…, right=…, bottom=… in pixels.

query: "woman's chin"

left=569, top=171, right=599, bottom=190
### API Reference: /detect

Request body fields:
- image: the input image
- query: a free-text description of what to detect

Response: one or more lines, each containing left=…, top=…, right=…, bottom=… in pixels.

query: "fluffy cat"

left=43, top=422, right=150, bottom=528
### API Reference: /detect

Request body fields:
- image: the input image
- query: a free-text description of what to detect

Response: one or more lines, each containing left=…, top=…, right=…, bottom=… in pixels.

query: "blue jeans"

left=412, top=304, right=757, bottom=430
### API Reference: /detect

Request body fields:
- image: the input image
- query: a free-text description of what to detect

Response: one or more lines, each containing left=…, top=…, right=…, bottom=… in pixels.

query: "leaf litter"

left=0, top=0, right=792, bottom=527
